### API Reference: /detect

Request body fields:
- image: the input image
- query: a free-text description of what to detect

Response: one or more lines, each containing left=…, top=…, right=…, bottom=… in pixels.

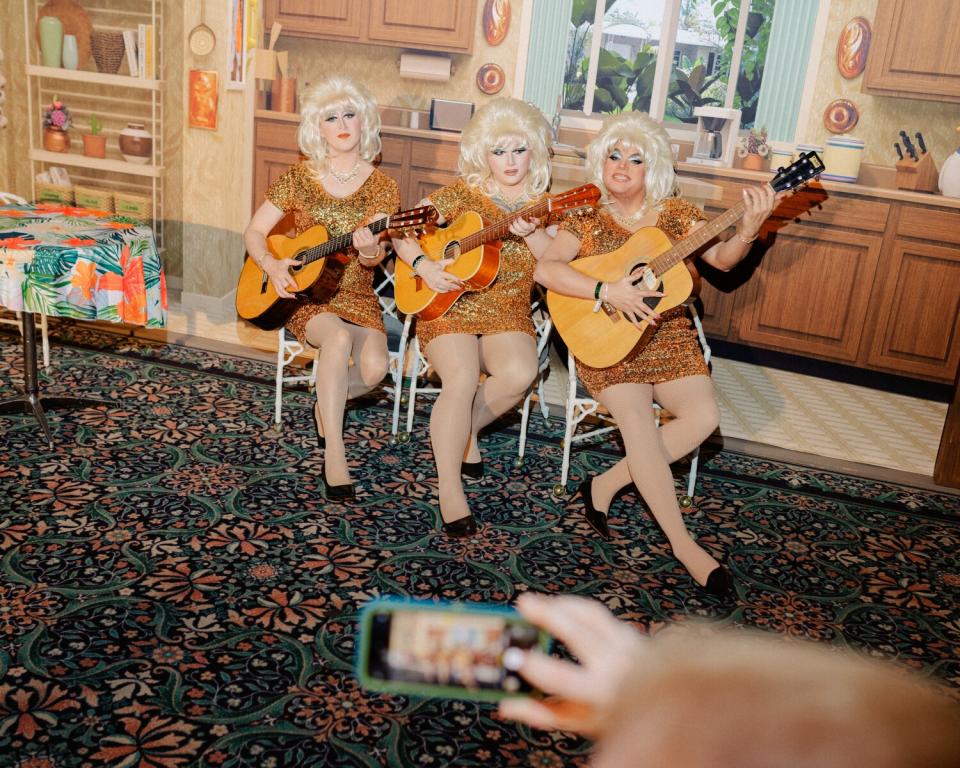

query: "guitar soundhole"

left=290, top=254, right=306, bottom=273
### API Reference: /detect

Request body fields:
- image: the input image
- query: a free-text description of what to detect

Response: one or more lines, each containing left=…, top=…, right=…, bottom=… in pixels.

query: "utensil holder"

left=270, top=77, right=296, bottom=114
left=895, top=153, right=939, bottom=193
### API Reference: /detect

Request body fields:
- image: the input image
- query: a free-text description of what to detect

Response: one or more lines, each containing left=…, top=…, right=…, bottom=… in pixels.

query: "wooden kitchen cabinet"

left=264, top=0, right=476, bottom=53
left=865, top=207, right=960, bottom=380
left=863, top=0, right=960, bottom=102
left=253, top=118, right=302, bottom=212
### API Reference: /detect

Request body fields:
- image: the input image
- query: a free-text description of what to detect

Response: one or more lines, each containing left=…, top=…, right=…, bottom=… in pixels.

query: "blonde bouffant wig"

left=459, top=98, right=553, bottom=198
left=585, top=111, right=677, bottom=208
left=298, top=75, right=381, bottom=178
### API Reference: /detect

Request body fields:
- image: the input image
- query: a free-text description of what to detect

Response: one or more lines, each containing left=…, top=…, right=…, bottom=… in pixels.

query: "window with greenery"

left=563, top=0, right=775, bottom=129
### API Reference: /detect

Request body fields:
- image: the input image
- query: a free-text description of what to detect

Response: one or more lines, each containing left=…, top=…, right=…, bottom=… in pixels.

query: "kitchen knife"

left=900, top=130, right=918, bottom=161
left=895, top=142, right=904, bottom=161
left=916, top=132, right=927, bottom=154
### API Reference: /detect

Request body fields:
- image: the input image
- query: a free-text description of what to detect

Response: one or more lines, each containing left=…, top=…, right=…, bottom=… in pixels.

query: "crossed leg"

left=596, top=377, right=721, bottom=586
left=304, top=312, right=388, bottom=486
left=426, top=331, right=537, bottom=525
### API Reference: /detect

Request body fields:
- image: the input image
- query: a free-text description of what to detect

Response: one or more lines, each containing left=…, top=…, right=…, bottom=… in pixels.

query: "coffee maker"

left=689, top=106, right=741, bottom=168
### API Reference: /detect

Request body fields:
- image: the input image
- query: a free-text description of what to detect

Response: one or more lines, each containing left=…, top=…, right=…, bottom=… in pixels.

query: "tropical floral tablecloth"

left=0, top=203, right=166, bottom=327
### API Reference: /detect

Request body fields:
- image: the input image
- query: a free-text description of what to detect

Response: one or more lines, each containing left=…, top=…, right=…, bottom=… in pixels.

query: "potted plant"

left=42, top=97, right=72, bottom=153
left=82, top=114, right=106, bottom=158
left=738, top=126, right=769, bottom=170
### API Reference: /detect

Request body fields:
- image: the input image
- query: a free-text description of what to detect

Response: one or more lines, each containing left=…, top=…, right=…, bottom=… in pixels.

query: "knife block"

left=895, top=153, right=939, bottom=193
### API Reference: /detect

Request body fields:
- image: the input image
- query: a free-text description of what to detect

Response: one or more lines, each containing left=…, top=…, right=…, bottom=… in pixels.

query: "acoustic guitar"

left=548, top=152, right=825, bottom=369
left=394, top=183, right=601, bottom=321
left=236, top=205, right=438, bottom=330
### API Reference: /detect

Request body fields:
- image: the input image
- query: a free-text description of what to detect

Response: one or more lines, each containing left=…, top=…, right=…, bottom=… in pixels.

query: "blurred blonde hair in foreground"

left=594, top=626, right=960, bottom=768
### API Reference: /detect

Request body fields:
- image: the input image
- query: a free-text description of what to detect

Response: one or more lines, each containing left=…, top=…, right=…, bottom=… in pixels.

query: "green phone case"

left=356, top=597, right=551, bottom=703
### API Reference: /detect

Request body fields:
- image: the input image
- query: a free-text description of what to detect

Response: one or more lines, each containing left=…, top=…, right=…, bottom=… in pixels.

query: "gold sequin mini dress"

left=416, top=180, right=538, bottom=350
left=561, top=197, right=709, bottom=397
left=265, top=163, right=400, bottom=345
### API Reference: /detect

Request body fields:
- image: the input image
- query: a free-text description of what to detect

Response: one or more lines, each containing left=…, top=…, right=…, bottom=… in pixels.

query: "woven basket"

left=35, top=180, right=74, bottom=205
left=73, top=185, right=114, bottom=212
left=113, top=190, right=151, bottom=220
left=91, top=30, right=124, bottom=74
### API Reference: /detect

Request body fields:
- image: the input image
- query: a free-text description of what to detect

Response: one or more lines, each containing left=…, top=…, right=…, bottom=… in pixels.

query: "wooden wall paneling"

left=865, top=239, right=960, bottom=380
left=735, top=225, right=883, bottom=362
left=264, top=0, right=366, bottom=40
left=366, top=0, right=476, bottom=53
left=863, top=0, right=960, bottom=102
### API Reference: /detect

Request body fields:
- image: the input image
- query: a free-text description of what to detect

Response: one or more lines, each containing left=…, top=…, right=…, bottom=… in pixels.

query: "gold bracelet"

left=737, top=230, right=759, bottom=244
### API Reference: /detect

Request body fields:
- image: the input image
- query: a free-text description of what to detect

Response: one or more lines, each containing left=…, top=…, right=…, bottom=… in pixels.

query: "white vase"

left=62, top=34, right=78, bottom=70
left=940, top=146, right=960, bottom=198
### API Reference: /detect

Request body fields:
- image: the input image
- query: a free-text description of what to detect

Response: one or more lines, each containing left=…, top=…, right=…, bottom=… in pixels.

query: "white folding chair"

left=517, top=288, right=553, bottom=466
left=557, top=301, right=712, bottom=507
left=273, top=328, right=319, bottom=426
left=403, top=296, right=555, bottom=463
left=0, top=191, right=50, bottom=369
left=272, top=265, right=410, bottom=435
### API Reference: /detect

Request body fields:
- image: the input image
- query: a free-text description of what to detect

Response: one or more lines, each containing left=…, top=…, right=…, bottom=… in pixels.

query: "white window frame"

left=562, top=0, right=754, bottom=136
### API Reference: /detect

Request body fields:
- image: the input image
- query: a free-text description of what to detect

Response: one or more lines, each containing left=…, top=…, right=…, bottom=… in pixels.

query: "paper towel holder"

left=398, top=51, right=455, bottom=81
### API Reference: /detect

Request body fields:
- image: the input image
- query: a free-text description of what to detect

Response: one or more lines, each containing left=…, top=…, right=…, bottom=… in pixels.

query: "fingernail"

left=502, top=647, right=525, bottom=671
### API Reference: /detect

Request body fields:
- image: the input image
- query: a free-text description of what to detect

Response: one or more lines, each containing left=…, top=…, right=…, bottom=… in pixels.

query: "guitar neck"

left=299, top=217, right=390, bottom=266
left=458, top=197, right=552, bottom=253
left=649, top=200, right=747, bottom=277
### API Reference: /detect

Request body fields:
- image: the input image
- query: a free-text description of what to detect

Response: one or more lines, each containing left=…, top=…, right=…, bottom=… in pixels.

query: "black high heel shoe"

left=442, top=514, right=478, bottom=538
left=461, top=460, right=484, bottom=480
left=321, top=463, right=355, bottom=501
left=311, top=403, right=325, bottom=450
left=578, top=478, right=610, bottom=540
left=701, top=564, right=734, bottom=598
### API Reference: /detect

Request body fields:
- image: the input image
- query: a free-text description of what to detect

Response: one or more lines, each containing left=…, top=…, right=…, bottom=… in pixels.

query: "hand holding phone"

left=356, top=597, right=551, bottom=703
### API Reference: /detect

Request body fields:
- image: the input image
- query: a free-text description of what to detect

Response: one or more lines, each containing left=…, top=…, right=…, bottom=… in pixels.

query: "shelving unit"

left=22, top=0, right=164, bottom=247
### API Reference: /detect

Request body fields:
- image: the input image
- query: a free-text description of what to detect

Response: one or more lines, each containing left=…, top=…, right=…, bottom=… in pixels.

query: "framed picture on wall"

left=226, top=0, right=248, bottom=89
left=188, top=69, right=219, bottom=130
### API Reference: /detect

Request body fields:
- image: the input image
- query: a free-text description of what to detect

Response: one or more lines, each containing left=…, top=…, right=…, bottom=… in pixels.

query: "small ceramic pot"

left=83, top=133, right=107, bottom=158
left=742, top=153, right=765, bottom=171
left=62, top=34, right=79, bottom=70
left=118, top=122, right=152, bottom=164
left=43, top=127, right=70, bottom=152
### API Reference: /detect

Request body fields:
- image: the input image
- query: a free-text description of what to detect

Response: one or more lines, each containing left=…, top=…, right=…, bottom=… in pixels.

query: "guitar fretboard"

left=457, top=198, right=553, bottom=253
left=648, top=201, right=747, bottom=277
left=298, top=216, right=392, bottom=267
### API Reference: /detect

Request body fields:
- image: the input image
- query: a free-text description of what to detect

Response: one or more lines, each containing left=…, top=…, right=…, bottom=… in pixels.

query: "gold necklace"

left=607, top=202, right=650, bottom=229
left=328, top=160, right=361, bottom=184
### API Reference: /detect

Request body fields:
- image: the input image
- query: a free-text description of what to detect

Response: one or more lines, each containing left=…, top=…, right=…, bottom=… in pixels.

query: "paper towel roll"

left=399, top=52, right=452, bottom=81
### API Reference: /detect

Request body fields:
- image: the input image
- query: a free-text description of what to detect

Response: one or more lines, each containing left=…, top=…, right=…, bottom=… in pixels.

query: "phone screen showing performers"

left=357, top=599, right=548, bottom=701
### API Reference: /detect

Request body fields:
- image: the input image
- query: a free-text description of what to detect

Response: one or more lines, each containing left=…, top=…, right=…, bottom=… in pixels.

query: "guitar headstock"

left=772, top=151, right=825, bottom=194
left=387, top=205, right=439, bottom=236
left=548, top=183, right=602, bottom=215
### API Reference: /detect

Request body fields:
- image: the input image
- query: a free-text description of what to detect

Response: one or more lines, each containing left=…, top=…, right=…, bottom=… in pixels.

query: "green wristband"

left=594, top=281, right=603, bottom=300
left=411, top=254, right=426, bottom=272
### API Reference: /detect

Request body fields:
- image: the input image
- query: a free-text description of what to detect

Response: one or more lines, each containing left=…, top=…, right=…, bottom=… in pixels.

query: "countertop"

left=256, top=109, right=960, bottom=211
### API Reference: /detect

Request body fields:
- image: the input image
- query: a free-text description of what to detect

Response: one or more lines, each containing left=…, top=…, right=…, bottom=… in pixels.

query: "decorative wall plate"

left=483, top=0, right=510, bottom=46
left=476, top=63, right=505, bottom=95
left=837, top=16, right=871, bottom=79
left=823, top=98, right=859, bottom=134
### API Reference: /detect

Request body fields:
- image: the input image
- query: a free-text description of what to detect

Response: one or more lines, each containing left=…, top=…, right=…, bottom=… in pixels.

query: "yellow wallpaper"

left=281, top=0, right=526, bottom=113
left=803, top=0, right=960, bottom=167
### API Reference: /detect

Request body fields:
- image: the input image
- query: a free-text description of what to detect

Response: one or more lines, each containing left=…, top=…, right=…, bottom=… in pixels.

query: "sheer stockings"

left=595, top=377, right=721, bottom=586
left=426, top=332, right=537, bottom=524
left=304, top=313, right=388, bottom=486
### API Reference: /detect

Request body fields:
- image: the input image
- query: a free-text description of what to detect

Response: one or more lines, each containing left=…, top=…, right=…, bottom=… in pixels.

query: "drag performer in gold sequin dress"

left=243, top=76, right=399, bottom=500
left=535, top=112, right=782, bottom=595
left=392, top=99, right=555, bottom=537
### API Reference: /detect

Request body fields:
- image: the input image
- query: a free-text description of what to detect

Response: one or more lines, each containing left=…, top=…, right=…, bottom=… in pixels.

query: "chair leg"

left=391, top=341, right=407, bottom=438
left=518, top=390, right=532, bottom=462
left=684, top=444, right=700, bottom=505
left=405, top=339, right=420, bottom=437
left=274, top=339, right=286, bottom=427
left=39, top=313, right=50, bottom=369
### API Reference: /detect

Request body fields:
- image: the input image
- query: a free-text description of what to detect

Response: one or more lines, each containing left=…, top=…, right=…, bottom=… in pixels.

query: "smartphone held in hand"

left=356, top=598, right=550, bottom=702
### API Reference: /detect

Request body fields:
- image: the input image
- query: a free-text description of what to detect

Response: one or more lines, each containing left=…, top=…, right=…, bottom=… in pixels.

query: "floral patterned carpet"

left=0, top=323, right=958, bottom=768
